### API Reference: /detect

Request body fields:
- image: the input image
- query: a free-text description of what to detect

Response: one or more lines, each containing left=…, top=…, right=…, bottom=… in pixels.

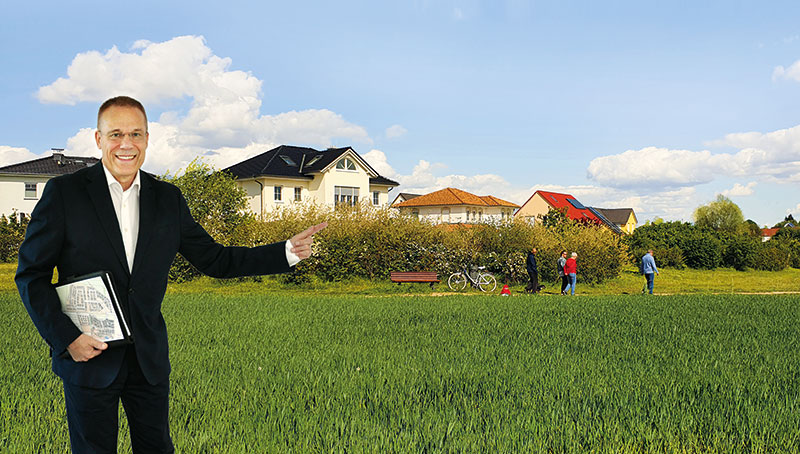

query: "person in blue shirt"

left=641, top=249, right=659, bottom=294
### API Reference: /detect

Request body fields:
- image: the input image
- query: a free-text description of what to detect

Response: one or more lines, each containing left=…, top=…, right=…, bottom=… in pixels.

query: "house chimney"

left=51, top=148, right=65, bottom=165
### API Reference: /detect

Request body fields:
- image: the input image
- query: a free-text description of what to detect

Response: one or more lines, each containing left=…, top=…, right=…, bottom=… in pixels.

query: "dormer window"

left=306, top=155, right=322, bottom=166
left=279, top=155, right=297, bottom=166
left=335, top=157, right=356, bottom=171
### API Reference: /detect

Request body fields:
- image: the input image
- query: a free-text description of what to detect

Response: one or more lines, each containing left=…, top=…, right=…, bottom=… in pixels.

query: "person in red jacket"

left=564, top=252, right=578, bottom=295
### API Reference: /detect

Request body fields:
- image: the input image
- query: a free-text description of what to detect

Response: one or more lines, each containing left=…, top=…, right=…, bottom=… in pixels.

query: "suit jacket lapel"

left=85, top=163, right=129, bottom=274
left=131, top=171, right=156, bottom=276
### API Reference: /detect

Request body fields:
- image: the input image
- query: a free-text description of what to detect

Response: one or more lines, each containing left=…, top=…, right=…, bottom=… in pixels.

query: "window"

left=279, top=155, right=297, bottom=166
left=334, top=186, right=359, bottom=206
left=335, top=158, right=356, bottom=171
left=24, top=183, right=37, bottom=199
left=441, top=208, right=450, bottom=223
left=274, top=186, right=282, bottom=202
left=372, top=191, right=380, bottom=205
left=306, top=155, right=322, bottom=166
left=411, top=208, right=419, bottom=218
left=294, top=187, right=302, bottom=202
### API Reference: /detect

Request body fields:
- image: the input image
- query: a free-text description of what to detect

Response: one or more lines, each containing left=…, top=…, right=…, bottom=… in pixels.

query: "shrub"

left=161, top=159, right=257, bottom=282
left=751, top=244, right=790, bottom=271
left=720, top=233, right=759, bottom=271
left=0, top=212, right=29, bottom=263
left=245, top=204, right=626, bottom=285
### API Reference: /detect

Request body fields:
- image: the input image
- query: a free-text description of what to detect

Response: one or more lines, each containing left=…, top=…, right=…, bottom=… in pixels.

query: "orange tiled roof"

left=761, top=228, right=780, bottom=237
left=393, top=188, right=519, bottom=208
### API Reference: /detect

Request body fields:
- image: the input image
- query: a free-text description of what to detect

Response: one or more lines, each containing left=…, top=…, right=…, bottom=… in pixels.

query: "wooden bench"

left=390, top=271, right=440, bottom=288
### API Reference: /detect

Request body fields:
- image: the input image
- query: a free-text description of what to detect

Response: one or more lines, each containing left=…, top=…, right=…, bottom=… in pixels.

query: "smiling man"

left=16, top=96, right=326, bottom=453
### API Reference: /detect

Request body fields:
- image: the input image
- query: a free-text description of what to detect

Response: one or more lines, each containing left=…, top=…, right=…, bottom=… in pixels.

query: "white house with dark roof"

left=221, top=145, right=399, bottom=217
left=0, top=150, right=100, bottom=217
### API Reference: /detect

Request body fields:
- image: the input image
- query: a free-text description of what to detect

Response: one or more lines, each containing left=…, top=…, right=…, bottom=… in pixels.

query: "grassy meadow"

left=2, top=285, right=799, bottom=452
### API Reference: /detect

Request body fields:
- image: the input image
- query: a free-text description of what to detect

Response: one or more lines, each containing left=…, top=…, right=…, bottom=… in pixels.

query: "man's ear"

left=95, top=130, right=102, bottom=149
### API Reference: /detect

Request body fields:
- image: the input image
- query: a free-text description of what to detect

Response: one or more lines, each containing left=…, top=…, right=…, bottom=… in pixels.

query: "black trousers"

left=560, top=276, right=569, bottom=293
left=526, top=271, right=539, bottom=293
left=62, top=346, right=174, bottom=454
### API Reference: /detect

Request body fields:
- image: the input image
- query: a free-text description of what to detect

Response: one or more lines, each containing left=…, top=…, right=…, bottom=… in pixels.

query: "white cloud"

left=586, top=147, right=730, bottom=188
left=36, top=35, right=371, bottom=175
left=385, top=125, right=407, bottom=139
left=0, top=146, right=38, bottom=167
left=773, top=59, right=800, bottom=82
left=588, top=123, right=800, bottom=189
left=721, top=181, right=757, bottom=197
left=362, top=149, right=397, bottom=178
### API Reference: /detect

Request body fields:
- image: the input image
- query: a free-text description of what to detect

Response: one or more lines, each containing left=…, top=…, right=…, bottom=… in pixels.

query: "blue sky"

left=2, top=0, right=799, bottom=226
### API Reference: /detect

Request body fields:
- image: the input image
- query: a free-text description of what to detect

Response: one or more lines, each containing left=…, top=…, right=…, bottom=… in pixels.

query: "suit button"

left=129, top=288, right=135, bottom=295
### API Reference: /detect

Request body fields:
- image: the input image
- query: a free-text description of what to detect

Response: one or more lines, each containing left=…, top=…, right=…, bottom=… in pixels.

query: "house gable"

left=221, top=145, right=399, bottom=216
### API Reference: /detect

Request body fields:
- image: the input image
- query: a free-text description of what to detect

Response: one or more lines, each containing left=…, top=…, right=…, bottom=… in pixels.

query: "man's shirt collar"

left=101, top=162, right=141, bottom=194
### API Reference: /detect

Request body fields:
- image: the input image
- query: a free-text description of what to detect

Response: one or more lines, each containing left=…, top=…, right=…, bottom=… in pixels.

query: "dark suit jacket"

left=16, top=162, right=290, bottom=388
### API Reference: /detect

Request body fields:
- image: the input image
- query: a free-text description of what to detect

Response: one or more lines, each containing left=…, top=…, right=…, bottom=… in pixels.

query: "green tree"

left=742, top=219, right=762, bottom=238
left=693, top=195, right=745, bottom=233
left=772, top=214, right=796, bottom=229
left=160, top=158, right=256, bottom=281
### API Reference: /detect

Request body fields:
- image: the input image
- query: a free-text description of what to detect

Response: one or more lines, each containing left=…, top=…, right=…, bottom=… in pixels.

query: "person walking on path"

left=564, top=252, right=578, bottom=295
left=525, top=247, right=539, bottom=294
left=641, top=249, right=659, bottom=294
left=557, top=250, right=568, bottom=295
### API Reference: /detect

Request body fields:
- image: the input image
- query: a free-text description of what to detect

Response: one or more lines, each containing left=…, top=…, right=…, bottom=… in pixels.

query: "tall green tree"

left=160, top=158, right=256, bottom=281
left=693, top=195, right=745, bottom=233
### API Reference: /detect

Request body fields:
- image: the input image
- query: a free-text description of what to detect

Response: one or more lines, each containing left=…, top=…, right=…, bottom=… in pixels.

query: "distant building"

left=390, top=192, right=421, bottom=206
left=392, top=187, right=518, bottom=224
left=0, top=150, right=100, bottom=217
left=514, top=190, right=631, bottom=234
left=222, top=145, right=399, bottom=217
left=592, top=207, right=638, bottom=234
left=761, top=228, right=780, bottom=242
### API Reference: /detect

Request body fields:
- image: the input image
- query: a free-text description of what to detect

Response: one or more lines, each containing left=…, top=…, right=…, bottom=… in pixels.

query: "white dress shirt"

left=102, top=164, right=300, bottom=272
left=102, top=165, right=140, bottom=273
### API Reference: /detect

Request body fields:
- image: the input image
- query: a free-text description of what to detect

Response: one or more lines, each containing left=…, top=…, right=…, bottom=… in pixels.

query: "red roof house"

left=514, top=190, right=603, bottom=225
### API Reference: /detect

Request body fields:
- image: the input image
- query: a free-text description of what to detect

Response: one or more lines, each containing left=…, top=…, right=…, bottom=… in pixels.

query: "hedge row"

left=222, top=203, right=626, bottom=285
left=624, top=221, right=799, bottom=272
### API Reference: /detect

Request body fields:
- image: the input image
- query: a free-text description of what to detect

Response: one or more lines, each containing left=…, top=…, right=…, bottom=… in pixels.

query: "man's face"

left=532, top=248, right=537, bottom=254
left=561, top=252, right=567, bottom=258
left=95, top=106, right=148, bottom=188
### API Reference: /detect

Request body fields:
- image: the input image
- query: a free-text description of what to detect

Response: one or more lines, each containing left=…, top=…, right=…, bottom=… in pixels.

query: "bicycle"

left=447, top=265, right=497, bottom=292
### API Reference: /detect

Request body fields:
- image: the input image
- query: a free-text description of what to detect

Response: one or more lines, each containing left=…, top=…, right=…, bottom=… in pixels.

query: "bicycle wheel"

left=477, top=273, right=497, bottom=292
left=448, top=273, right=467, bottom=291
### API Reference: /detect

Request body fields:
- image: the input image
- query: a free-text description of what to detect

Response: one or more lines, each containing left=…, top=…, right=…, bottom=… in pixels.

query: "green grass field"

left=2, top=290, right=799, bottom=453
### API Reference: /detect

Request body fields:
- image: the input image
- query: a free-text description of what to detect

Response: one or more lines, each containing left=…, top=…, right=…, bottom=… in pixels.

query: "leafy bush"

left=161, top=159, right=257, bottom=282
left=751, top=244, right=790, bottom=271
left=247, top=203, right=626, bottom=285
left=720, top=233, right=759, bottom=271
left=0, top=212, right=29, bottom=263
left=771, top=228, right=800, bottom=269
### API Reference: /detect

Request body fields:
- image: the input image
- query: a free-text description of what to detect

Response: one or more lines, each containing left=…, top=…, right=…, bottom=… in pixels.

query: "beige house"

left=392, top=187, right=519, bottom=224
left=222, top=145, right=398, bottom=217
left=515, top=190, right=633, bottom=234
left=0, top=150, right=100, bottom=218
left=593, top=208, right=638, bottom=234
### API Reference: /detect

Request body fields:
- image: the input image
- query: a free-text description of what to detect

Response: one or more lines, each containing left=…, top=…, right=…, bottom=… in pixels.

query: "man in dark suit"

left=525, top=247, right=540, bottom=294
left=15, top=96, right=326, bottom=453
